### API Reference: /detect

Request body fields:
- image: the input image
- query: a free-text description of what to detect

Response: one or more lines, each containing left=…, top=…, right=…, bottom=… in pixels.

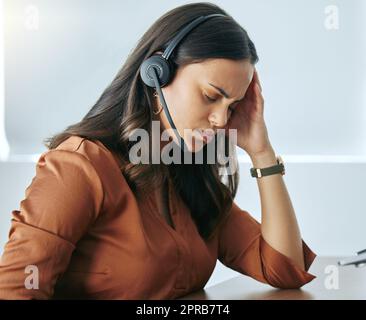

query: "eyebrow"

left=208, top=83, right=244, bottom=102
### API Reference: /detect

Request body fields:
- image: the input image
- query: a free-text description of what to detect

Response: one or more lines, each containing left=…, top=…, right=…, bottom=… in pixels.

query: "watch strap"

left=250, top=156, right=285, bottom=178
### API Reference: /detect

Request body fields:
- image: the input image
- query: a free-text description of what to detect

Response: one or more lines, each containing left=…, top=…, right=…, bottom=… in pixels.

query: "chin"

left=188, top=138, right=206, bottom=153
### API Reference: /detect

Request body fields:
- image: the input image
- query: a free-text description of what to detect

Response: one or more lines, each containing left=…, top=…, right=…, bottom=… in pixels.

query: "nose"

left=208, top=107, right=230, bottom=128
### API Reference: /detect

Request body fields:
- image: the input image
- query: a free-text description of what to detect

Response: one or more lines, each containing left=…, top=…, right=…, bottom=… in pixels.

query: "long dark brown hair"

left=44, top=2, right=259, bottom=241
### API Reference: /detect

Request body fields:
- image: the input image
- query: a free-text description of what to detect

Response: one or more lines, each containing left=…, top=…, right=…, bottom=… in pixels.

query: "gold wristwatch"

left=250, top=155, right=285, bottom=178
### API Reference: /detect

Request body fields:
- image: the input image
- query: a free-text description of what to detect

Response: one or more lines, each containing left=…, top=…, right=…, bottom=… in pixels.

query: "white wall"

left=1, top=0, right=365, bottom=289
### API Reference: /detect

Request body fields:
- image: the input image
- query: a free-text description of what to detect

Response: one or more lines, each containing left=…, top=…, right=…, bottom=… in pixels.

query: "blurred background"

left=0, top=0, right=365, bottom=289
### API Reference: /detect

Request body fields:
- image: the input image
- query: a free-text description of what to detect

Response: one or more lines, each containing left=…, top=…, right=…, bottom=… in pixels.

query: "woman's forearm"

left=249, top=146, right=305, bottom=270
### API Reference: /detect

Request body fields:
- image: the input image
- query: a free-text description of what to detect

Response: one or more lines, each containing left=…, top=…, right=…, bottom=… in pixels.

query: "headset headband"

left=162, top=13, right=225, bottom=61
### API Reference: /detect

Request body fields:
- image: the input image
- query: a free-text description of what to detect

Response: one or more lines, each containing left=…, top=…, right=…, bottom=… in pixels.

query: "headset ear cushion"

left=140, top=55, right=171, bottom=88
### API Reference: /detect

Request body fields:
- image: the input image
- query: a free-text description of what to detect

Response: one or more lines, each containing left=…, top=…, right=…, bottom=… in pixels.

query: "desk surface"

left=178, top=257, right=366, bottom=300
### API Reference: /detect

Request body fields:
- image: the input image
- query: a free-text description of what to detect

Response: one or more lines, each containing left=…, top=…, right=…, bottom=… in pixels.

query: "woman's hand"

left=224, top=68, right=273, bottom=158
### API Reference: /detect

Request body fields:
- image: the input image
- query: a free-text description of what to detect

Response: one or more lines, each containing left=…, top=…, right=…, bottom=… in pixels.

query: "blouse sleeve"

left=217, top=202, right=317, bottom=289
left=0, top=149, right=104, bottom=299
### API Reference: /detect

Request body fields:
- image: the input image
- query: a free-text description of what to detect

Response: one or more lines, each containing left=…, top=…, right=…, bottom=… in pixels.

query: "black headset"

left=139, top=13, right=225, bottom=152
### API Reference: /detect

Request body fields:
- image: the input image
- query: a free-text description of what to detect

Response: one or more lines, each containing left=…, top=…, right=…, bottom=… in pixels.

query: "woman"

left=0, top=3, right=316, bottom=299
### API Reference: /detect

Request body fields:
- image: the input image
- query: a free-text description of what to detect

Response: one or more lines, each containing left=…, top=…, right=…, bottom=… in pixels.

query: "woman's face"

left=152, top=56, right=254, bottom=153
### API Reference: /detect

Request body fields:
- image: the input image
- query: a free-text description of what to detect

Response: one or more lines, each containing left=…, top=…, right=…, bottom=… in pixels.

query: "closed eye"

left=204, top=94, right=236, bottom=112
left=204, top=94, right=217, bottom=102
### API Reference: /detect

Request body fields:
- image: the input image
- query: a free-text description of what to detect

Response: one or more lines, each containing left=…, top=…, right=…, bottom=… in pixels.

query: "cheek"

left=185, top=107, right=207, bottom=132
left=165, top=81, right=208, bottom=128
left=175, top=96, right=206, bottom=127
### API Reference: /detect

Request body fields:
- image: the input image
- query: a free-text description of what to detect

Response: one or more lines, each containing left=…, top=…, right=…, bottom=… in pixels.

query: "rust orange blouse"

left=0, top=136, right=317, bottom=299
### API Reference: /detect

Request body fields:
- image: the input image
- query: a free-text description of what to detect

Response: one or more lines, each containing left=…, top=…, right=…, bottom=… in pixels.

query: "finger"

left=254, top=83, right=264, bottom=114
left=253, top=69, right=262, bottom=92
left=255, top=83, right=263, bottom=98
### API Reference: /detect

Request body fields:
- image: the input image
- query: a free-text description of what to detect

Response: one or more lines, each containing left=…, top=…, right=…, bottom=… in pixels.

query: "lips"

left=200, top=129, right=216, bottom=143
left=202, top=134, right=214, bottom=143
